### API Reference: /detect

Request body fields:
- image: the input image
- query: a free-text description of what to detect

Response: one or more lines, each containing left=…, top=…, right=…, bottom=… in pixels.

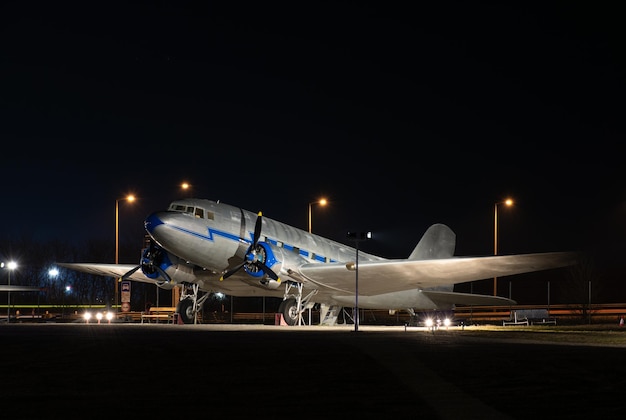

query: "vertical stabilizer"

left=408, top=223, right=456, bottom=260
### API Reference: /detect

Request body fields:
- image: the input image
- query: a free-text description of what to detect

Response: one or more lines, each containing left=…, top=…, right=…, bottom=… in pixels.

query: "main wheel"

left=278, top=298, right=298, bottom=326
left=176, top=299, right=195, bottom=324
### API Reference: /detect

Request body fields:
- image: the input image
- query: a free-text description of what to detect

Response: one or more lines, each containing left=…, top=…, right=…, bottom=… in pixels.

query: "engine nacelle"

left=243, top=241, right=283, bottom=279
left=139, top=243, right=174, bottom=281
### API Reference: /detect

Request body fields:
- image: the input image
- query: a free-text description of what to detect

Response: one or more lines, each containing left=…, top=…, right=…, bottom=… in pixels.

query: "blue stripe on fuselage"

left=146, top=213, right=337, bottom=263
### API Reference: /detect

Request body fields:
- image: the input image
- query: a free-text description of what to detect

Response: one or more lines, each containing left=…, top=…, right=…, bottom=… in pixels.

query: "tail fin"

left=408, top=223, right=456, bottom=260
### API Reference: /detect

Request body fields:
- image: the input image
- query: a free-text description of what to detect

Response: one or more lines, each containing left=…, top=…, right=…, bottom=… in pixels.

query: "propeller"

left=220, top=211, right=280, bottom=283
left=121, top=240, right=172, bottom=283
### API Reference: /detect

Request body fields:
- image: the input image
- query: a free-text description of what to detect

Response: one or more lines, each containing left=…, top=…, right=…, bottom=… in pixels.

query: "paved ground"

left=1, top=323, right=625, bottom=419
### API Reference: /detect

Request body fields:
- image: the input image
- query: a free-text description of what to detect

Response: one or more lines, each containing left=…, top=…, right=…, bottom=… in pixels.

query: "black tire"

left=279, top=298, right=298, bottom=326
left=176, top=299, right=195, bottom=324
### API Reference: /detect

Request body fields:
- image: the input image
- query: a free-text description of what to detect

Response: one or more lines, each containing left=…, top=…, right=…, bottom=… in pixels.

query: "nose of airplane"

left=144, top=211, right=167, bottom=235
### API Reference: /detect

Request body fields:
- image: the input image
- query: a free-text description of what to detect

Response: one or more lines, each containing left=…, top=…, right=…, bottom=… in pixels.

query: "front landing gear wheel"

left=278, top=298, right=298, bottom=326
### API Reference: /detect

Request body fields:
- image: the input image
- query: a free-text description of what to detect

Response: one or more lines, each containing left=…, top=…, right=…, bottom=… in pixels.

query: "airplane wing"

left=297, top=251, right=577, bottom=296
left=56, top=263, right=162, bottom=285
left=0, top=285, right=43, bottom=292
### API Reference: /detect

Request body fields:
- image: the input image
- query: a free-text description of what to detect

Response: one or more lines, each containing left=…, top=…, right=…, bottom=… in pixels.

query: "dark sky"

left=1, top=1, right=624, bottom=273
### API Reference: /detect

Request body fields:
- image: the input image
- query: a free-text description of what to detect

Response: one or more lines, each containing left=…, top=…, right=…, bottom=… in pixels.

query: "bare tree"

left=560, top=252, right=602, bottom=323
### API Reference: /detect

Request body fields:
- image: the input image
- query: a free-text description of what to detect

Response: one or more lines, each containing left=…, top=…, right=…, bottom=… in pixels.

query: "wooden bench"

left=141, top=307, right=177, bottom=324
left=117, top=311, right=143, bottom=322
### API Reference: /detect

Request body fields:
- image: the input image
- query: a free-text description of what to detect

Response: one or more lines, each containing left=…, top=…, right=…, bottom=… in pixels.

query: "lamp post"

left=493, top=198, right=513, bottom=296
left=308, top=198, right=327, bottom=233
left=346, top=231, right=371, bottom=332
left=48, top=268, right=59, bottom=307
left=115, top=194, right=135, bottom=311
left=3, top=261, right=17, bottom=322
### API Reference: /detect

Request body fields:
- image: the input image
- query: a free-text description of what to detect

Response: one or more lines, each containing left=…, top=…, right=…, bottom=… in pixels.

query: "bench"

left=503, top=309, right=556, bottom=326
left=530, top=309, right=557, bottom=325
left=502, top=311, right=529, bottom=326
left=141, top=307, right=177, bottom=324
left=117, top=311, right=143, bottom=322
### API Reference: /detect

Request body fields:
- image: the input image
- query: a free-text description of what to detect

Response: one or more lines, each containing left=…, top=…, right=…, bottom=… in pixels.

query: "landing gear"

left=277, top=282, right=318, bottom=326
left=176, top=299, right=195, bottom=324
left=278, top=298, right=298, bottom=326
left=176, top=283, right=209, bottom=324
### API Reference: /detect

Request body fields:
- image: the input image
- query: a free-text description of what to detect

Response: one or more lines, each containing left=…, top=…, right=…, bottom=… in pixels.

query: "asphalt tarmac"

left=1, top=323, right=625, bottom=419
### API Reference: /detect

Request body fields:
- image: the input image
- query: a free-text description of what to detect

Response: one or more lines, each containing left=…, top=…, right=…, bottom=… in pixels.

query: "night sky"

left=1, top=2, right=624, bottom=293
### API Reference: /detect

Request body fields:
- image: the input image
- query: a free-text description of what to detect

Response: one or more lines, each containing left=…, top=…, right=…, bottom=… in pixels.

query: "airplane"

left=58, top=198, right=577, bottom=326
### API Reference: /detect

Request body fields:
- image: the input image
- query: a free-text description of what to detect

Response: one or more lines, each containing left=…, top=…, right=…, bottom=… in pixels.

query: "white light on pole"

left=3, top=261, right=17, bottom=322
left=493, top=198, right=513, bottom=296
left=48, top=268, right=59, bottom=305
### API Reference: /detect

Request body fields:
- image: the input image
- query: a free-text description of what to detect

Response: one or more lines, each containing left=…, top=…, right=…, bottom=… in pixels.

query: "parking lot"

left=1, top=323, right=625, bottom=419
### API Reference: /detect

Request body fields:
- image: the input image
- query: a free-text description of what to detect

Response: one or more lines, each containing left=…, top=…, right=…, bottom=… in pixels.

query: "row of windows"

left=169, top=203, right=215, bottom=220
left=168, top=203, right=335, bottom=263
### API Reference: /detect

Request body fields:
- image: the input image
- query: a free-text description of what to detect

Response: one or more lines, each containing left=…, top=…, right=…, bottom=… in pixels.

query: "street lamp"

left=115, top=194, right=135, bottom=311
left=3, top=261, right=17, bottom=322
left=62, top=285, right=72, bottom=318
left=181, top=181, right=192, bottom=197
left=308, top=198, right=327, bottom=233
left=493, top=198, right=513, bottom=296
left=346, top=231, right=371, bottom=332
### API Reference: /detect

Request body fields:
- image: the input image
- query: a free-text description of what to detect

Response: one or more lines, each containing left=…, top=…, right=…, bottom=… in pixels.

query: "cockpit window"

left=168, top=202, right=211, bottom=220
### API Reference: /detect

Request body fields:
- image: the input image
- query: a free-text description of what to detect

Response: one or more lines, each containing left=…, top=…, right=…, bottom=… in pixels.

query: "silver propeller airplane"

left=59, top=198, right=577, bottom=325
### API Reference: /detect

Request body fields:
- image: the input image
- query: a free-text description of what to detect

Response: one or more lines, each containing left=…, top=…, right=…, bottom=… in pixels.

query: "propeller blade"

left=220, top=261, right=245, bottom=281
left=154, top=265, right=172, bottom=283
left=252, top=211, right=262, bottom=247
left=256, top=261, right=280, bottom=282
left=121, top=265, right=141, bottom=280
left=219, top=211, right=279, bottom=283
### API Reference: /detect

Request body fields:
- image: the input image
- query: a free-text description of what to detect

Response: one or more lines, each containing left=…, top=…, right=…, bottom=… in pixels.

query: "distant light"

left=347, top=231, right=372, bottom=240
left=106, top=312, right=114, bottom=321
left=84, top=312, right=92, bottom=322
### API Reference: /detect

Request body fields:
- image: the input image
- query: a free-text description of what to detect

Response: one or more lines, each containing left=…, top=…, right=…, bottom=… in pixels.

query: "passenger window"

left=195, top=208, right=204, bottom=218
